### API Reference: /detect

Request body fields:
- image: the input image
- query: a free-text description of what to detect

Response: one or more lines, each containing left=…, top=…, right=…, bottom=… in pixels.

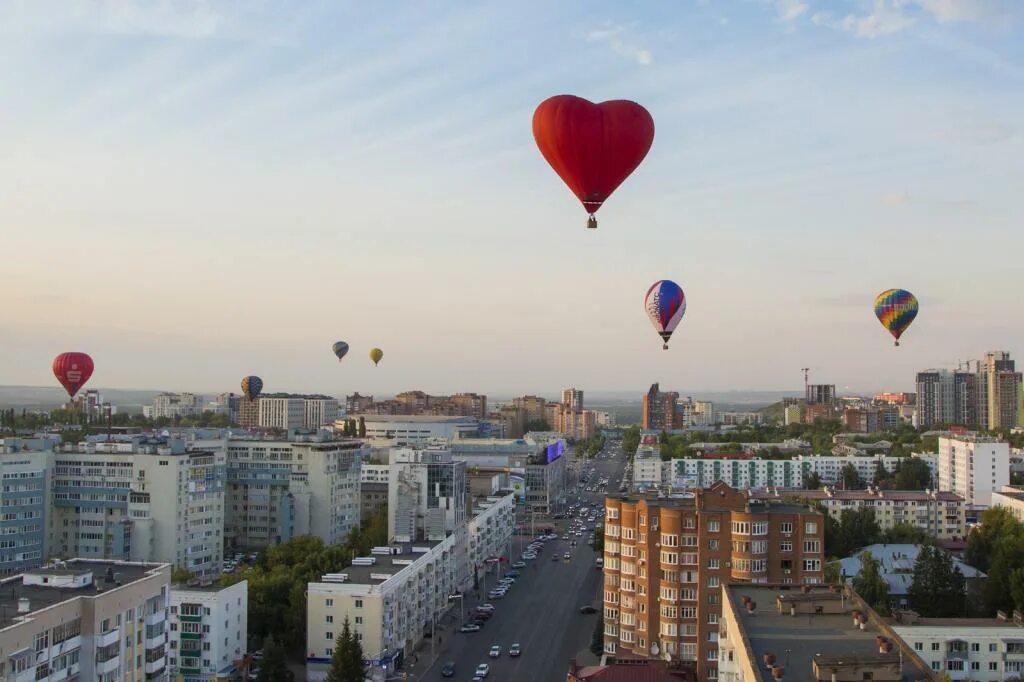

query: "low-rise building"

left=890, top=615, right=1024, bottom=679
left=340, top=415, right=480, bottom=444
left=0, top=559, right=171, bottom=682
left=360, top=481, right=388, bottom=522
left=750, top=486, right=967, bottom=539
left=167, top=580, right=248, bottom=681
left=991, top=486, right=1024, bottom=522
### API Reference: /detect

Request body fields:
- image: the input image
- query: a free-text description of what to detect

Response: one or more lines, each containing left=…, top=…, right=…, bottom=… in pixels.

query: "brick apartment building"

left=602, top=482, right=824, bottom=681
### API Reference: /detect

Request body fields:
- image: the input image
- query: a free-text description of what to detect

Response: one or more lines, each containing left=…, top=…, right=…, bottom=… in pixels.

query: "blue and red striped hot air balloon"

left=331, top=341, right=349, bottom=362
left=645, top=280, right=687, bottom=350
left=874, top=289, right=918, bottom=346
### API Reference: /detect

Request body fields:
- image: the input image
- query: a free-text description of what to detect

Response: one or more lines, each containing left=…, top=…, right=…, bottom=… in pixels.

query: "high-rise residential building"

left=238, top=398, right=260, bottom=428
left=50, top=440, right=226, bottom=580
left=602, top=483, right=824, bottom=680
left=511, top=395, right=548, bottom=424
left=207, top=392, right=241, bottom=424
left=915, top=369, right=978, bottom=426
left=842, top=405, right=899, bottom=433
left=562, top=388, right=584, bottom=412
left=692, top=401, right=714, bottom=426
left=0, top=447, right=50, bottom=576
left=207, top=438, right=366, bottom=549
left=0, top=559, right=171, bottom=682
left=938, top=433, right=1010, bottom=507
left=303, top=395, right=340, bottom=428
left=387, top=446, right=467, bottom=542
left=257, top=394, right=305, bottom=430
left=981, top=351, right=1022, bottom=430
left=345, top=392, right=375, bottom=414
left=146, top=392, right=203, bottom=420
left=65, top=389, right=115, bottom=420
left=496, top=405, right=527, bottom=438
left=642, top=383, right=679, bottom=430
left=167, top=580, right=248, bottom=680
left=805, top=384, right=836, bottom=405
left=449, top=392, right=488, bottom=419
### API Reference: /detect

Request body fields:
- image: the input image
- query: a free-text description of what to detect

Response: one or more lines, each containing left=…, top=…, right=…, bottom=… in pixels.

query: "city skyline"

left=3, top=1, right=1022, bottom=393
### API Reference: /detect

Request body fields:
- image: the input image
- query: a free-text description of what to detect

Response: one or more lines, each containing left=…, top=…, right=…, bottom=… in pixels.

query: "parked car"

left=460, top=623, right=482, bottom=633
left=511, top=561, right=526, bottom=569
left=477, top=603, right=495, bottom=612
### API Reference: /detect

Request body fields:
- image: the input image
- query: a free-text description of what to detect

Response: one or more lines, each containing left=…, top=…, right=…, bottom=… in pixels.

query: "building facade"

left=167, top=580, right=248, bottom=681
left=146, top=393, right=202, bottom=420
left=892, top=618, right=1024, bottom=679
left=257, top=395, right=305, bottom=430
left=340, top=415, right=480, bottom=444
left=602, top=483, right=824, bottom=680
left=0, top=448, right=50, bottom=576
left=387, top=447, right=467, bottom=542
left=642, top=384, right=679, bottom=430
left=303, top=396, right=340, bottom=428
left=991, top=486, right=1024, bottom=522
left=938, top=434, right=1010, bottom=507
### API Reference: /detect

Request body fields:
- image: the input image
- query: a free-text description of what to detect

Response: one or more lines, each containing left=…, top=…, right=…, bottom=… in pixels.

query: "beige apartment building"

left=603, top=482, right=824, bottom=681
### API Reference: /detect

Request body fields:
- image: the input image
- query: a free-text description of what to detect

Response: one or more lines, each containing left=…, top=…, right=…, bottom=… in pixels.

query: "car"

left=477, top=603, right=495, bottom=611
left=563, top=552, right=571, bottom=560
left=509, top=643, right=522, bottom=657
left=522, top=553, right=537, bottom=561
left=499, top=577, right=514, bottom=585
left=511, top=561, right=526, bottom=569
left=552, top=554, right=560, bottom=562
left=475, top=663, right=490, bottom=677
left=488, top=591, right=505, bottom=599
left=460, top=623, right=482, bottom=633
left=441, top=661, right=456, bottom=677
left=489, top=645, right=501, bottom=658
left=579, top=605, right=598, bottom=614
left=472, top=676, right=485, bottom=682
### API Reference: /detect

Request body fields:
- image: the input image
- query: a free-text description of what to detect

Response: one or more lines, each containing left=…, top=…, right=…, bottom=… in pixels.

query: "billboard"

left=509, top=475, right=526, bottom=502
left=545, top=440, right=565, bottom=463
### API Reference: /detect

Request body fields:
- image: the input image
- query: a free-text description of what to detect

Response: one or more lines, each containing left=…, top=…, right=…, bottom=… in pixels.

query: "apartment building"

left=467, top=494, right=516, bottom=573
left=750, top=487, right=967, bottom=539
left=49, top=440, right=226, bottom=581
left=892, top=616, right=1024, bottom=679
left=303, top=396, right=340, bottom=428
left=602, top=483, right=824, bottom=680
left=938, top=433, right=1010, bottom=506
left=0, top=559, right=171, bottom=682
left=146, top=392, right=202, bottom=420
left=360, top=482, right=388, bottom=522
left=167, top=580, right=248, bottom=681
left=257, top=395, right=304, bottom=430
left=387, top=447, right=467, bottom=542
left=209, top=438, right=365, bottom=549
left=991, top=486, right=1024, bottom=522
left=0, top=448, right=51, bottom=576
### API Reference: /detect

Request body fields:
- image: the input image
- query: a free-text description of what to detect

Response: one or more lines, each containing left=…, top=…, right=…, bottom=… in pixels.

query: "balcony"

left=145, top=610, right=166, bottom=626
left=96, top=655, right=120, bottom=675
left=145, top=632, right=167, bottom=649
left=145, top=656, right=166, bottom=674
left=97, top=629, right=121, bottom=647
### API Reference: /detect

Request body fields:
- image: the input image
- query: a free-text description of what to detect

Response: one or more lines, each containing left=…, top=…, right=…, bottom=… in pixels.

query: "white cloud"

left=905, top=0, right=1017, bottom=26
left=812, top=0, right=916, bottom=38
left=811, top=0, right=1017, bottom=39
left=0, top=0, right=224, bottom=39
left=583, top=23, right=653, bottom=66
left=775, top=0, right=809, bottom=22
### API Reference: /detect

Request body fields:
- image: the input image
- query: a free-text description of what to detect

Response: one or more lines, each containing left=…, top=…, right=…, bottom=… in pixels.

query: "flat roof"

left=0, top=560, right=166, bottom=629
left=755, top=489, right=963, bottom=502
left=726, top=585, right=929, bottom=681
left=329, top=540, right=447, bottom=586
left=355, top=415, right=477, bottom=423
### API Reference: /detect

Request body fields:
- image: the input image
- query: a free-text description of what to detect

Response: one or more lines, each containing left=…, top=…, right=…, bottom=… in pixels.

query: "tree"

left=853, top=551, right=890, bottom=615
left=803, top=472, right=822, bottom=490
left=831, top=508, right=882, bottom=558
left=171, top=568, right=194, bottom=584
left=965, top=506, right=1024, bottom=616
left=589, top=614, right=604, bottom=656
left=357, top=417, right=366, bottom=438
left=908, top=545, right=966, bottom=617
left=622, top=425, right=641, bottom=460
left=524, top=419, right=551, bottom=432
left=839, top=463, right=864, bottom=490
left=882, top=524, right=932, bottom=545
left=893, top=457, right=932, bottom=490
left=257, top=635, right=289, bottom=682
left=326, top=617, right=364, bottom=682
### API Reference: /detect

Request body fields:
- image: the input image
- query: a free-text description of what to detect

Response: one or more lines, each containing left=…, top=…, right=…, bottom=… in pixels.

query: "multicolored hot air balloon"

left=241, top=375, right=263, bottom=401
left=874, top=289, right=919, bottom=347
left=644, top=280, right=687, bottom=350
left=369, top=348, right=383, bottom=366
left=331, top=341, right=350, bottom=362
left=53, top=352, right=94, bottom=399
left=533, top=95, right=655, bottom=229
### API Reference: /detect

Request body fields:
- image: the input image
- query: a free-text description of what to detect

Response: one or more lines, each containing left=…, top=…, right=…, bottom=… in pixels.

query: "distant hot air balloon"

left=241, top=375, right=263, bottom=401
left=874, top=289, right=919, bottom=347
left=369, top=348, right=383, bottom=366
left=331, top=341, right=350, bottom=362
left=644, top=280, right=687, bottom=350
left=533, top=95, right=655, bottom=229
left=52, top=352, right=94, bottom=399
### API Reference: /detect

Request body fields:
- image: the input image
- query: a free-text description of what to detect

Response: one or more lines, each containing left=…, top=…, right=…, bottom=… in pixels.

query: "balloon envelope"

left=369, top=348, right=383, bottom=366
left=53, top=352, right=94, bottom=399
left=874, top=289, right=918, bottom=346
left=332, top=341, right=350, bottom=362
left=533, top=95, right=654, bottom=226
left=644, top=280, right=687, bottom=349
left=241, top=375, right=263, bottom=401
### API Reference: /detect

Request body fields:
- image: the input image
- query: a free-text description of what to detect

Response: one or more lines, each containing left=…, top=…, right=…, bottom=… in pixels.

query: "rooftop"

left=0, top=560, right=167, bottom=628
left=318, top=539, right=448, bottom=586
left=838, top=544, right=985, bottom=595
left=725, top=585, right=930, bottom=682
left=751, top=487, right=964, bottom=503
left=354, top=415, right=478, bottom=423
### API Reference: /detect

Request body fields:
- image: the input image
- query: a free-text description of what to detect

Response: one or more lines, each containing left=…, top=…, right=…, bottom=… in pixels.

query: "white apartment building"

left=360, top=464, right=389, bottom=484
left=632, top=445, right=665, bottom=488
left=892, top=618, right=1024, bottom=679
left=939, top=434, right=1010, bottom=507
left=202, top=438, right=365, bottom=549
left=303, top=397, right=340, bottom=429
left=257, top=396, right=304, bottom=430
left=146, top=392, right=203, bottom=420
left=167, top=580, right=248, bottom=681
left=467, top=494, right=516, bottom=576
left=751, top=487, right=967, bottom=539
left=0, top=559, right=170, bottom=682
left=991, top=486, right=1024, bottom=522
left=50, top=440, right=226, bottom=581
left=387, top=447, right=467, bottom=542
left=306, top=535, right=463, bottom=681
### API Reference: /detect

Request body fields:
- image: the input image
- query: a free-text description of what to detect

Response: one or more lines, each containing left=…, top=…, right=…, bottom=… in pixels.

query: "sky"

left=2, top=0, right=1023, bottom=397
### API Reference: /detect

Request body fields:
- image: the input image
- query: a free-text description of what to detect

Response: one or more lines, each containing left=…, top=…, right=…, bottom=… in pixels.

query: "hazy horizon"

left=4, top=1, right=1022, bottom=394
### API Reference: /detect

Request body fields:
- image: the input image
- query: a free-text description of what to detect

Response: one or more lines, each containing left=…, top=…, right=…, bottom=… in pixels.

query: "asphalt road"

left=419, top=442, right=629, bottom=681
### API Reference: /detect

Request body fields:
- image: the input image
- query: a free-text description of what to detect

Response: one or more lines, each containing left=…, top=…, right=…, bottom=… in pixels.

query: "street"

left=412, top=440, right=629, bottom=681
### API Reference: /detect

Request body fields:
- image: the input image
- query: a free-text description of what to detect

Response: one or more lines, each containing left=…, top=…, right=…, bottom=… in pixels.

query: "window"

left=803, top=540, right=820, bottom=554
left=990, top=643, right=998, bottom=652
left=971, top=643, right=980, bottom=652
left=707, top=576, right=720, bottom=588
left=326, top=615, right=333, bottom=623
left=707, top=520, right=719, bottom=532
left=325, top=631, right=334, bottom=640
left=780, top=522, right=793, bottom=534
left=707, top=539, right=719, bottom=550
left=989, top=662, right=998, bottom=671
left=803, top=559, right=821, bottom=572
left=707, top=558, right=719, bottom=569
left=780, top=541, right=793, bottom=552
left=932, top=642, right=940, bottom=651
left=355, top=617, right=363, bottom=625
left=707, top=613, right=718, bottom=624
left=326, top=648, right=333, bottom=657
left=971, top=662, right=980, bottom=671
left=355, top=600, right=363, bottom=608
left=805, top=521, right=818, bottom=534
left=752, top=521, right=768, bottom=535
left=914, top=642, right=923, bottom=651
left=325, top=599, right=333, bottom=607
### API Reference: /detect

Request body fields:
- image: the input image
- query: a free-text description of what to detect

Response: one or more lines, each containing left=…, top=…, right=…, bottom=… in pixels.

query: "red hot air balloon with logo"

left=53, top=352, right=94, bottom=399
left=533, top=95, right=655, bottom=229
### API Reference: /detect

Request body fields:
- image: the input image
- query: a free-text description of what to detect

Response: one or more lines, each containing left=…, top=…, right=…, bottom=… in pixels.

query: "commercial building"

left=602, top=483, right=825, bottom=680
left=0, top=448, right=50, bottom=576
left=890, top=615, right=1024, bottom=679
left=0, top=559, right=171, bottom=682
left=341, top=415, right=480, bottom=444
left=50, top=439, right=226, bottom=581
left=837, top=544, right=984, bottom=610
left=716, top=583, right=932, bottom=682
left=938, top=433, right=1010, bottom=507
left=203, top=438, right=366, bottom=550
left=450, top=437, right=568, bottom=513
left=751, top=487, right=967, bottom=539
left=387, top=447, right=467, bottom=542
left=167, top=580, right=248, bottom=681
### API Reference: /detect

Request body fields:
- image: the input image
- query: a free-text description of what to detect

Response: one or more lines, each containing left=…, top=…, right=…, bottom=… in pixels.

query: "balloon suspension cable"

left=586, top=215, right=597, bottom=229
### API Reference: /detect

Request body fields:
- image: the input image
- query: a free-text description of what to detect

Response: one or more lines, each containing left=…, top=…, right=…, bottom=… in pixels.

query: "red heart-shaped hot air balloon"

left=53, top=352, right=94, bottom=399
left=533, top=95, right=655, bottom=229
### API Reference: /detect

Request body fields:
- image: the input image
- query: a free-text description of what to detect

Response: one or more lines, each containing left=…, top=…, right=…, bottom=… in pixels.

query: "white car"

left=476, top=663, right=490, bottom=677
left=489, top=645, right=501, bottom=658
